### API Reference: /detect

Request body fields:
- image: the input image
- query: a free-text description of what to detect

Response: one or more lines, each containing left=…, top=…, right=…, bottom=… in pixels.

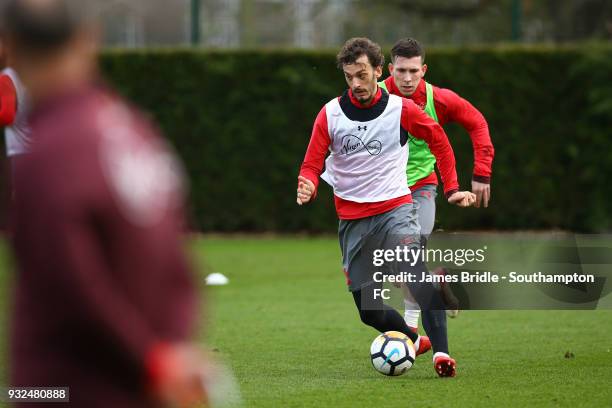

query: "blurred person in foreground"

left=4, top=0, right=209, bottom=406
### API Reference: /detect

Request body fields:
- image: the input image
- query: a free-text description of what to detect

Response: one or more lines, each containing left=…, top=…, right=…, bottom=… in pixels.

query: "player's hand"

left=149, top=343, right=210, bottom=408
left=471, top=180, right=491, bottom=208
left=296, top=176, right=315, bottom=205
left=447, top=191, right=476, bottom=207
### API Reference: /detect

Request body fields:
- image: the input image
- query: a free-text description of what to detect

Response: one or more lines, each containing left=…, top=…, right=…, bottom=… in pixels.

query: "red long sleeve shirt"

left=0, top=74, right=17, bottom=126
left=299, top=87, right=459, bottom=220
left=383, top=77, right=494, bottom=189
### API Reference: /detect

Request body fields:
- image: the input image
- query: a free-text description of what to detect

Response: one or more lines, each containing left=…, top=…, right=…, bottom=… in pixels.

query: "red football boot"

left=415, top=335, right=431, bottom=356
left=433, top=353, right=456, bottom=377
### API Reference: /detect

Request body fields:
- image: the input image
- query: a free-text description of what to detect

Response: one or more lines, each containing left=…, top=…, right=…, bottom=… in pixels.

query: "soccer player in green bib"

left=379, top=38, right=495, bottom=332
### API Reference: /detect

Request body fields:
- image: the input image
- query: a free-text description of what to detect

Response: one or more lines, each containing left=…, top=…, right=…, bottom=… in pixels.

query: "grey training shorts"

left=411, top=184, right=438, bottom=237
left=338, top=203, right=421, bottom=292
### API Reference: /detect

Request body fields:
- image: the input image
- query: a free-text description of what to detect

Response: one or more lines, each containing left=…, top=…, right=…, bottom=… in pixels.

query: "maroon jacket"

left=10, top=85, right=198, bottom=407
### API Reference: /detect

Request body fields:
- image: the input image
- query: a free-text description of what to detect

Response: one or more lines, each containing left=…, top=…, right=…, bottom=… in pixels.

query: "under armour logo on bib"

left=357, top=126, right=367, bottom=131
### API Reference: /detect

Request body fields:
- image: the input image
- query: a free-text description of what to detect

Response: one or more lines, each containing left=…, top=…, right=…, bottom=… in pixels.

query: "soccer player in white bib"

left=296, top=38, right=475, bottom=377
left=1, top=36, right=31, bottom=195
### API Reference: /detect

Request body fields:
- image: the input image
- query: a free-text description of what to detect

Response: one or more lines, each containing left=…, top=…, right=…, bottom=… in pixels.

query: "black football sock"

left=402, top=258, right=449, bottom=354
left=420, top=309, right=449, bottom=355
left=352, top=288, right=419, bottom=343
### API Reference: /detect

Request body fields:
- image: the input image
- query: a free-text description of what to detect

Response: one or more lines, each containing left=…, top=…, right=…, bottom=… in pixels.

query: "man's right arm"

left=297, top=106, right=330, bottom=204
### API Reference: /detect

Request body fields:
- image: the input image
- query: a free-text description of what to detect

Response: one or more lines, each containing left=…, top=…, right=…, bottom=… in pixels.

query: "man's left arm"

left=438, top=88, right=494, bottom=207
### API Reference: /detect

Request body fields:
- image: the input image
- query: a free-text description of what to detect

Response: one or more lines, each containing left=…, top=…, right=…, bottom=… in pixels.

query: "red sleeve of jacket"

left=401, top=98, right=459, bottom=198
left=298, top=106, right=330, bottom=197
left=0, top=74, right=17, bottom=126
left=435, top=88, right=494, bottom=182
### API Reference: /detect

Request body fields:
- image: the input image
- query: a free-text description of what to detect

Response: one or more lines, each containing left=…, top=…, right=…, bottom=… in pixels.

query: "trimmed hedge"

left=99, top=45, right=612, bottom=233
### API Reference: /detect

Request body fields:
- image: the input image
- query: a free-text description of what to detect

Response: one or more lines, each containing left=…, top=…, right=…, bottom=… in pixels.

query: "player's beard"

left=354, top=74, right=377, bottom=105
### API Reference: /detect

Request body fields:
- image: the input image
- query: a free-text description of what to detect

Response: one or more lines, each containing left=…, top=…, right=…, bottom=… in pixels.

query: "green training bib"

left=378, top=81, right=439, bottom=187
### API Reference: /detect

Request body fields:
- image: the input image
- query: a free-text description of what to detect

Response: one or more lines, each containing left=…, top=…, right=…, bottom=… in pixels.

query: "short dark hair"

left=2, top=0, right=85, bottom=54
left=336, top=37, right=384, bottom=69
left=391, top=38, right=425, bottom=63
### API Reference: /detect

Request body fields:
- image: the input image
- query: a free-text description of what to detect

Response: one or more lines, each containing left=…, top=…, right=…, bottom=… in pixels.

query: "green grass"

left=2, top=237, right=612, bottom=407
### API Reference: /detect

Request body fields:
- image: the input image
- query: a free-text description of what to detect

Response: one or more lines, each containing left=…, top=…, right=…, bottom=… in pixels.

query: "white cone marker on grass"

left=206, top=273, right=229, bottom=286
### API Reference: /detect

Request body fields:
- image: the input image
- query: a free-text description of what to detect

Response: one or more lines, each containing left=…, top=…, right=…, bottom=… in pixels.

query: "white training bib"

left=321, top=92, right=410, bottom=202
left=3, top=67, right=31, bottom=156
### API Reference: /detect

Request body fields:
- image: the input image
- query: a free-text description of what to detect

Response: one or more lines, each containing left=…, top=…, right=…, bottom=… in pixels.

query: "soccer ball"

left=370, top=331, right=416, bottom=376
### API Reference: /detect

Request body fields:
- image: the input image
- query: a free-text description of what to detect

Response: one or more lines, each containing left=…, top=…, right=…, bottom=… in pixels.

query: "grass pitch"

left=2, top=237, right=612, bottom=407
